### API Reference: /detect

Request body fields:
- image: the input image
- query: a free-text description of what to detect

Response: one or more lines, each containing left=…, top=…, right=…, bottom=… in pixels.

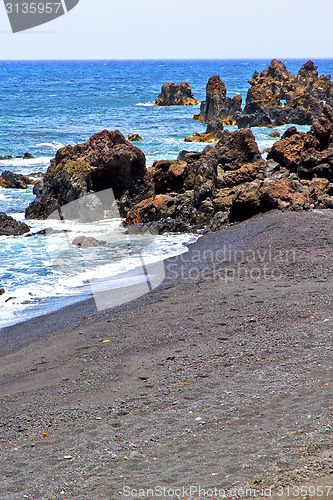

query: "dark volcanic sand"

left=0, top=209, right=332, bottom=500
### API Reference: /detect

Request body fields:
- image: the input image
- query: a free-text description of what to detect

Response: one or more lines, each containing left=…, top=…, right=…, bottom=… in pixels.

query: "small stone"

left=128, top=133, right=143, bottom=141
left=63, top=455, right=73, bottom=460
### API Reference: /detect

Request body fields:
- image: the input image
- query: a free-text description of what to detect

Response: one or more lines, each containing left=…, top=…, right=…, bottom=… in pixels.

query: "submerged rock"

left=72, top=236, right=107, bottom=247
left=0, top=170, right=32, bottom=189
left=185, top=118, right=225, bottom=143
left=128, top=133, right=143, bottom=141
left=0, top=212, right=30, bottom=236
left=154, top=82, right=199, bottom=106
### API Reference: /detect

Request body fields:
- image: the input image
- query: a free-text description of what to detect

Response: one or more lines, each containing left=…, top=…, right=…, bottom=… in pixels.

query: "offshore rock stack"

left=190, top=60, right=333, bottom=137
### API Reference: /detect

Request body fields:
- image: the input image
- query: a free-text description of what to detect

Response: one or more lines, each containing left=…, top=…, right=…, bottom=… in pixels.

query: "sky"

left=0, top=0, right=333, bottom=60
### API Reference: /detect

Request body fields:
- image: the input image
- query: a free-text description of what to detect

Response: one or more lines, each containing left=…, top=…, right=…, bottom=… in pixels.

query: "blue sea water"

left=0, top=59, right=332, bottom=328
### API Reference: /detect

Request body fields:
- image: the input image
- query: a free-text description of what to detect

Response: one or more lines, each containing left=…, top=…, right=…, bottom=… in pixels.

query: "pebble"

left=63, top=455, right=73, bottom=460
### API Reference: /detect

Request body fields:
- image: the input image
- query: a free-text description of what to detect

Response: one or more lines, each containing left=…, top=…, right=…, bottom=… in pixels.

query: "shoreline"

left=0, top=209, right=333, bottom=498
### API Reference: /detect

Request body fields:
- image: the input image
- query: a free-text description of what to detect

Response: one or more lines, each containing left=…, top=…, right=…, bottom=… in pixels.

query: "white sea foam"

left=0, top=157, right=52, bottom=167
left=0, top=218, right=198, bottom=329
left=36, top=142, right=68, bottom=150
left=136, top=102, right=154, bottom=107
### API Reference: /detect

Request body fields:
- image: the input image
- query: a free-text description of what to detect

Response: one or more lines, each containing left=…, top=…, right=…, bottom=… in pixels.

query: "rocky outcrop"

left=123, top=116, right=333, bottom=230
left=0, top=212, right=30, bottom=236
left=25, top=121, right=333, bottom=235
left=0, top=152, right=34, bottom=160
left=124, top=129, right=263, bottom=227
left=25, top=130, right=150, bottom=220
left=0, top=170, right=35, bottom=189
left=268, top=104, right=333, bottom=180
left=154, top=82, right=199, bottom=106
left=184, top=118, right=224, bottom=143
left=194, top=75, right=242, bottom=125
left=235, top=60, right=333, bottom=128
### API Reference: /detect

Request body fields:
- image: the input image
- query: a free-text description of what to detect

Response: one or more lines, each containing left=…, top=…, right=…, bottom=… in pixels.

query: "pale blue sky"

left=0, top=0, right=332, bottom=59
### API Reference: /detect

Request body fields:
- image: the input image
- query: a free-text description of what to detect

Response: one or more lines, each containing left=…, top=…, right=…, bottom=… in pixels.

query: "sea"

left=1, top=59, right=331, bottom=329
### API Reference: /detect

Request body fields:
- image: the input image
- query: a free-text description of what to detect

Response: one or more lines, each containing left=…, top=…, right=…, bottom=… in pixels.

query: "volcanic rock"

left=268, top=104, right=333, bottom=180
left=154, top=82, right=199, bottom=106
left=0, top=212, right=30, bottom=236
left=25, top=130, right=150, bottom=220
left=185, top=118, right=225, bottom=143
left=194, top=76, right=242, bottom=125
left=128, top=133, right=142, bottom=141
left=235, top=60, right=333, bottom=128
left=0, top=170, right=31, bottom=189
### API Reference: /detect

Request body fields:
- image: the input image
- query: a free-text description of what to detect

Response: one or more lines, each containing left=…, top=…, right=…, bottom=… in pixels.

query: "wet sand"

left=0, top=209, right=333, bottom=500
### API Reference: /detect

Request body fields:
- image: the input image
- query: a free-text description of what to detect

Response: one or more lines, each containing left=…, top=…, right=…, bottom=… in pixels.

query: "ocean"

left=0, top=59, right=331, bottom=329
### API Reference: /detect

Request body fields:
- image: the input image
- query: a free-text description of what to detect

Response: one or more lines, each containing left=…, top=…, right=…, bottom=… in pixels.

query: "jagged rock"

left=24, top=152, right=34, bottom=159
left=0, top=288, right=5, bottom=295
left=25, top=130, right=149, bottom=220
left=267, top=127, right=306, bottom=172
left=148, top=218, right=191, bottom=234
left=128, top=133, right=142, bottom=141
left=194, top=75, right=242, bottom=125
left=185, top=118, right=224, bottom=143
left=154, top=82, right=199, bottom=106
left=124, top=195, right=178, bottom=224
left=295, top=60, right=333, bottom=100
left=0, top=170, right=32, bottom=189
left=72, top=236, right=107, bottom=247
left=177, top=150, right=203, bottom=164
left=269, top=131, right=280, bottom=138
left=124, top=128, right=262, bottom=227
left=235, top=60, right=333, bottom=128
left=0, top=212, right=30, bottom=236
left=147, top=160, right=188, bottom=193
left=124, top=218, right=191, bottom=234
left=245, top=59, right=295, bottom=108
left=33, top=180, right=43, bottom=197
left=268, top=105, right=333, bottom=180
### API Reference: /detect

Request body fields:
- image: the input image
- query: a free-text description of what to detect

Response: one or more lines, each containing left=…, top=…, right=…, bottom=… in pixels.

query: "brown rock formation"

left=154, top=82, right=199, bottom=106
left=268, top=104, right=333, bottom=181
left=194, top=76, right=242, bottom=125
left=236, top=60, right=333, bottom=128
left=25, top=130, right=149, bottom=220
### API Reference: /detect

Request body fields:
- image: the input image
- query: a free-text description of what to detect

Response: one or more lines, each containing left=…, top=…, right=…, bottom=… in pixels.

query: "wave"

left=136, top=102, right=154, bottom=107
left=36, top=142, right=67, bottom=150
left=0, top=224, right=198, bottom=329
left=0, top=157, right=52, bottom=167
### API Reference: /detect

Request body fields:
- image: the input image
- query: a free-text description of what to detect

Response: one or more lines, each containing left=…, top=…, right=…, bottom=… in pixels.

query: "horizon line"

left=0, top=57, right=333, bottom=62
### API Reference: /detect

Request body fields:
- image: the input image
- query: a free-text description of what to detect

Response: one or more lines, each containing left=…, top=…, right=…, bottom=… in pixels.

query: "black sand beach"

left=0, top=209, right=333, bottom=499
